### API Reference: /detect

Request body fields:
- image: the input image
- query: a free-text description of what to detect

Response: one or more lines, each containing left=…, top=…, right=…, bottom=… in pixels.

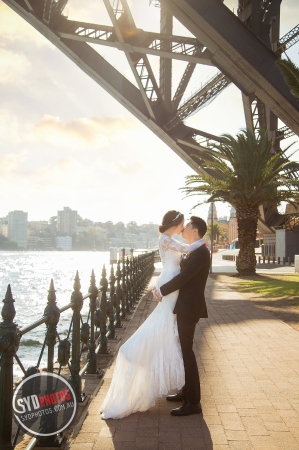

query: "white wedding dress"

left=100, top=234, right=204, bottom=419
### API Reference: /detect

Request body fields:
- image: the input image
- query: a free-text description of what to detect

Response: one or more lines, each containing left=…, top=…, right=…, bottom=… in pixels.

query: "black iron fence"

left=222, top=254, right=292, bottom=265
left=0, top=250, right=155, bottom=449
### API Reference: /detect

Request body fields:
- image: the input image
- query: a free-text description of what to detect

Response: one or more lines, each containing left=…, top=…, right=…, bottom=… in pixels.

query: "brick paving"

left=69, top=276, right=299, bottom=450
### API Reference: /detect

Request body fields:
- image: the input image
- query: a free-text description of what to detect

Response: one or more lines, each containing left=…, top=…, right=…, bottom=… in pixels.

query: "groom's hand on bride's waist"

left=153, top=289, right=162, bottom=302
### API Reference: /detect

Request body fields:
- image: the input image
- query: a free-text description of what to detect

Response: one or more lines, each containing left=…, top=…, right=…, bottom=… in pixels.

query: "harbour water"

left=0, top=251, right=111, bottom=379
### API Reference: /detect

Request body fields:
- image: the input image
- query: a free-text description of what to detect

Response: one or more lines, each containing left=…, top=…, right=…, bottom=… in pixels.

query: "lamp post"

left=210, top=202, right=214, bottom=274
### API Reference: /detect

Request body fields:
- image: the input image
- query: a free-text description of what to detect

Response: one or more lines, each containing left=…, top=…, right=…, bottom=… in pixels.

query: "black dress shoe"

left=166, top=388, right=186, bottom=402
left=170, top=401, right=202, bottom=416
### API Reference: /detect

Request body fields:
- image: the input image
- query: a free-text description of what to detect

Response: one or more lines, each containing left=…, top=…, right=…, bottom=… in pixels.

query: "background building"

left=27, top=236, right=53, bottom=249
left=57, top=207, right=77, bottom=235
left=0, top=217, right=8, bottom=238
left=8, top=210, right=28, bottom=249
left=27, top=220, right=48, bottom=232
left=218, top=216, right=229, bottom=244
left=218, top=216, right=229, bottom=226
left=228, top=206, right=238, bottom=245
left=207, top=203, right=218, bottom=225
left=56, top=235, right=72, bottom=251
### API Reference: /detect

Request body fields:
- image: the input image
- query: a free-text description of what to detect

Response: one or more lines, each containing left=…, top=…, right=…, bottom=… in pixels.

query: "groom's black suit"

left=160, top=244, right=210, bottom=405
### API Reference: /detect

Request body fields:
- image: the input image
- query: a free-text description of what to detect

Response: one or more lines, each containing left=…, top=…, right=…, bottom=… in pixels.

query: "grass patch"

left=234, top=275, right=299, bottom=299
left=213, top=274, right=299, bottom=332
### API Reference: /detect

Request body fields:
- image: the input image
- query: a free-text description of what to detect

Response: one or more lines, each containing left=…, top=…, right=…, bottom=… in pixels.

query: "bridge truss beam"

left=166, top=72, right=230, bottom=130
left=58, top=22, right=210, bottom=64
left=2, top=0, right=299, bottom=231
left=276, top=23, right=299, bottom=54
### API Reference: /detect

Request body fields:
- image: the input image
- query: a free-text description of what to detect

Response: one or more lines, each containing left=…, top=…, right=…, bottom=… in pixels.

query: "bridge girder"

left=58, top=23, right=211, bottom=65
left=2, top=0, right=299, bottom=232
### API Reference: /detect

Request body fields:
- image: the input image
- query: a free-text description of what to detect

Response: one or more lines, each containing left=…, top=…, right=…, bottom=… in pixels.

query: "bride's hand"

left=153, top=289, right=162, bottom=302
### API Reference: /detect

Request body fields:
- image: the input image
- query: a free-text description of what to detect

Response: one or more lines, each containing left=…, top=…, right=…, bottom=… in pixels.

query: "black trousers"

left=177, top=314, right=201, bottom=405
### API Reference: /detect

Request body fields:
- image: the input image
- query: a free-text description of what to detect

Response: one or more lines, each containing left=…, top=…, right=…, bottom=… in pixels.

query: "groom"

left=154, top=216, right=210, bottom=416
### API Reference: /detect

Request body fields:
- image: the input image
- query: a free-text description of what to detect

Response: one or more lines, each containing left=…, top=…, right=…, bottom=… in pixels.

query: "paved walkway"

left=211, top=250, right=295, bottom=274
left=69, top=276, right=299, bottom=450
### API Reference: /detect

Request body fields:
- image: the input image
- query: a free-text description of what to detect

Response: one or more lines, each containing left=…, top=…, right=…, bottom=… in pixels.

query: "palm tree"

left=182, top=129, right=299, bottom=275
left=206, top=222, right=226, bottom=243
left=276, top=58, right=299, bottom=99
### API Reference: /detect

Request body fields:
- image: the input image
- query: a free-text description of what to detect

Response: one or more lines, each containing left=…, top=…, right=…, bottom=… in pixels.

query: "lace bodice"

left=158, top=234, right=204, bottom=275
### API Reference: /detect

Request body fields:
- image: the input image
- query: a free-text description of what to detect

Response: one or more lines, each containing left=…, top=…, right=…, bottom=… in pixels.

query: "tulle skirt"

left=100, top=281, right=184, bottom=419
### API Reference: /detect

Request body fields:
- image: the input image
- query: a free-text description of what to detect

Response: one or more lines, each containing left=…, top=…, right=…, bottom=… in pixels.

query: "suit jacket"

left=160, top=245, right=210, bottom=323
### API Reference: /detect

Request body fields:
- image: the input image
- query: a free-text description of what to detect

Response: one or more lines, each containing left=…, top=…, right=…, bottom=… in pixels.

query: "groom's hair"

left=190, top=216, right=207, bottom=238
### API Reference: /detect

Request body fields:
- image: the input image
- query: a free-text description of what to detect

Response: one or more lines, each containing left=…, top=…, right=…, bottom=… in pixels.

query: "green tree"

left=49, top=216, right=57, bottom=235
left=206, top=222, right=226, bottom=243
left=72, top=228, right=107, bottom=251
left=276, top=58, right=299, bottom=99
left=182, top=129, right=299, bottom=275
left=49, top=216, right=57, bottom=225
left=77, top=216, right=93, bottom=227
left=115, top=222, right=125, bottom=232
left=103, top=221, right=114, bottom=231
left=127, top=221, right=139, bottom=235
left=0, top=235, right=18, bottom=250
left=73, top=232, right=93, bottom=250
left=36, top=238, right=44, bottom=249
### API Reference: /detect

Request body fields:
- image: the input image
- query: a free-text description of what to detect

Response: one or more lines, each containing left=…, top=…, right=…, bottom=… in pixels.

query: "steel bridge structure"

left=2, top=0, right=299, bottom=232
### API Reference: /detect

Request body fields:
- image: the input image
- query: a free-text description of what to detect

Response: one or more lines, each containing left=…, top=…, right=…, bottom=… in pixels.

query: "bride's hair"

left=159, top=210, right=184, bottom=233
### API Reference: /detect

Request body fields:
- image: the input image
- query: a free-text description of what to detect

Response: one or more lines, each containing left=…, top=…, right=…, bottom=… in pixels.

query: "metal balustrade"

left=0, top=250, right=155, bottom=449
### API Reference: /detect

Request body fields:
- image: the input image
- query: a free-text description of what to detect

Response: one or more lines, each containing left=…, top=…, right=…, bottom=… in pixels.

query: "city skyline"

left=0, top=204, right=230, bottom=226
left=0, top=207, right=164, bottom=250
left=0, top=1, right=297, bottom=225
left=0, top=205, right=234, bottom=251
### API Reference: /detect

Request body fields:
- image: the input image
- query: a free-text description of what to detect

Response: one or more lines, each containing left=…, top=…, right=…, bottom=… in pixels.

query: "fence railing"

left=262, top=244, right=276, bottom=258
left=0, top=250, right=155, bottom=449
left=222, top=254, right=292, bottom=265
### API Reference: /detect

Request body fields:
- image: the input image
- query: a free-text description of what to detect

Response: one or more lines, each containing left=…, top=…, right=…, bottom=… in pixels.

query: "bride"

left=100, top=210, right=206, bottom=419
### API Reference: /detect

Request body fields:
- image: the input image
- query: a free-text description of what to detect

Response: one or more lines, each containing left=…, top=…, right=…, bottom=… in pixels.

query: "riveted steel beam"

left=166, top=72, right=230, bottom=130
left=160, top=6, right=173, bottom=109
left=2, top=0, right=211, bottom=176
left=276, top=125, right=296, bottom=141
left=3, top=0, right=299, bottom=233
left=104, top=0, right=162, bottom=119
left=159, top=0, right=299, bottom=136
left=172, top=47, right=214, bottom=109
left=276, top=24, right=299, bottom=54
left=57, top=22, right=208, bottom=64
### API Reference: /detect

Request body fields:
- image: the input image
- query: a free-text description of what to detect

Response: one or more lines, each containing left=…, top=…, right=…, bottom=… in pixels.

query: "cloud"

left=24, top=157, right=80, bottom=187
left=0, top=153, right=86, bottom=187
left=97, top=160, right=144, bottom=175
left=0, top=3, right=52, bottom=47
left=0, top=109, right=142, bottom=154
left=65, top=0, right=110, bottom=24
left=0, top=48, right=31, bottom=84
left=28, top=114, right=139, bottom=148
left=0, top=150, right=28, bottom=177
left=0, top=110, right=21, bottom=143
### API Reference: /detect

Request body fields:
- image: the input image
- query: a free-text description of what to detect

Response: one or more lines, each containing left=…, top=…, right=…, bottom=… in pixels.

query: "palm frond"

left=276, top=58, right=299, bottom=98
left=182, top=128, right=299, bottom=211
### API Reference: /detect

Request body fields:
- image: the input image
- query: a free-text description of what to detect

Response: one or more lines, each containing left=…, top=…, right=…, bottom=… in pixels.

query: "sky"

left=0, top=0, right=298, bottom=225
